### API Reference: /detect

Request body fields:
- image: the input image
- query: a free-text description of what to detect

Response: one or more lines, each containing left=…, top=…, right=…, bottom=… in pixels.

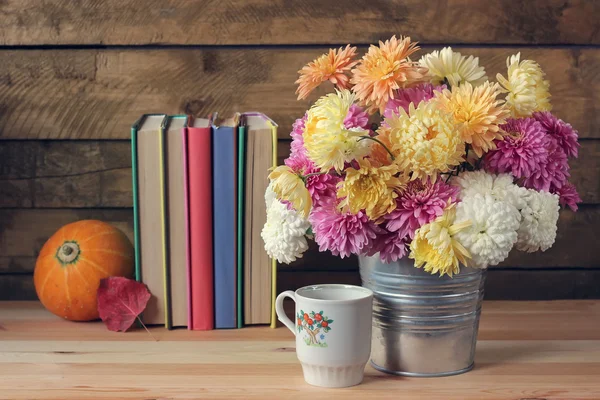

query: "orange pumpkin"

left=34, top=220, right=134, bottom=321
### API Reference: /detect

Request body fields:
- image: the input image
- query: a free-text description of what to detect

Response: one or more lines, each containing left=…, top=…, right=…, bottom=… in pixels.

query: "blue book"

left=212, top=114, right=239, bottom=329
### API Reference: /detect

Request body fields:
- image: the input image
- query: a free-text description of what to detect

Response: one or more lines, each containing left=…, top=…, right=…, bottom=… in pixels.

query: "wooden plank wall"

left=0, top=0, right=599, bottom=300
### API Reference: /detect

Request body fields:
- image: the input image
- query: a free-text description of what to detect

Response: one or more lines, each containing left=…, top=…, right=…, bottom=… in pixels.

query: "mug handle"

left=275, top=290, right=297, bottom=335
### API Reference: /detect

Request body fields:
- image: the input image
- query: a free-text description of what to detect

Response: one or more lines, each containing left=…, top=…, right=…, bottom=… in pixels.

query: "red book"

left=187, top=117, right=214, bottom=330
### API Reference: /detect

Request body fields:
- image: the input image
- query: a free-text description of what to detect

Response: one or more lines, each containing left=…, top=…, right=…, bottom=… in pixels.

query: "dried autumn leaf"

left=97, top=276, right=151, bottom=332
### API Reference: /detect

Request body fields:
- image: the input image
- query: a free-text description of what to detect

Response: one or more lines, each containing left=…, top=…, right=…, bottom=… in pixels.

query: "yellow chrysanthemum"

left=496, top=53, right=552, bottom=117
left=419, top=47, right=487, bottom=88
left=409, top=203, right=472, bottom=277
left=434, top=82, right=510, bottom=157
left=303, top=89, right=371, bottom=172
left=337, top=158, right=407, bottom=221
left=351, top=36, right=429, bottom=114
left=383, top=101, right=465, bottom=181
left=268, top=165, right=312, bottom=217
left=295, top=45, right=359, bottom=100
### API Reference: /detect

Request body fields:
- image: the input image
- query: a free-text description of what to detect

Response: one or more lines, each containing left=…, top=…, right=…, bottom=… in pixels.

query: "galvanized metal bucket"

left=359, top=255, right=486, bottom=377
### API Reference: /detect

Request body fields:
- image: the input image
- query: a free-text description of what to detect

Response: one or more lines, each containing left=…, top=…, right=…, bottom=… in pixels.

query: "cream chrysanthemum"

left=383, top=101, right=465, bottom=181
left=337, top=158, right=407, bottom=221
left=409, top=202, right=472, bottom=277
left=454, top=194, right=520, bottom=269
left=262, top=187, right=310, bottom=264
left=268, top=165, right=312, bottom=217
left=496, top=53, right=552, bottom=117
left=419, top=47, right=487, bottom=88
left=516, top=189, right=559, bottom=252
left=303, top=89, right=371, bottom=172
left=451, top=170, right=527, bottom=211
left=434, top=82, right=509, bottom=157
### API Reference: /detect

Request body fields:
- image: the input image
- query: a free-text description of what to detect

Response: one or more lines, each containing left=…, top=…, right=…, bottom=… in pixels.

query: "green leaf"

left=300, top=309, right=304, bottom=315
left=327, top=319, right=333, bottom=324
left=316, top=323, right=322, bottom=329
left=310, top=311, right=315, bottom=317
left=319, top=310, right=323, bottom=315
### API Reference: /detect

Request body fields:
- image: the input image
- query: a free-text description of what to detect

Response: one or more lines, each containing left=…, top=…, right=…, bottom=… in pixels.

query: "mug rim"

left=295, top=284, right=373, bottom=304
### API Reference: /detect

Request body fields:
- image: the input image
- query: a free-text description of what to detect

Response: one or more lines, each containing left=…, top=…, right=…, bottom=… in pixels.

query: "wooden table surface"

left=0, top=301, right=599, bottom=400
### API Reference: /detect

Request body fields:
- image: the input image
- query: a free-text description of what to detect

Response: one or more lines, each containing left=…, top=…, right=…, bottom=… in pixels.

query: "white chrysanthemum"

left=454, top=194, right=520, bottom=269
left=419, top=47, right=487, bottom=88
left=516, top=189, right=559, bottom=252
left=496, top=53, right=551, bottom=117
left=451, top=170, right=527, bottom=211
left=262, top=191, right=310, bottom=264
left=265, top=182, right=277, bottom=208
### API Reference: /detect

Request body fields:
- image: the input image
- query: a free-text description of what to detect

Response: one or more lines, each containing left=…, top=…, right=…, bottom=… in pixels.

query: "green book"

left=236, top=119, right=247, bottom=328
left=131, top=116, right=144, bottom=282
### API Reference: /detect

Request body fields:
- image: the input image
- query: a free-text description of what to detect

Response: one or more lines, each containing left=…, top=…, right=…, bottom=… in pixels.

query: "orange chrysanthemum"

left=295, top=45, right=358, bottom=100
left=350, top=36, right=429, bottom=114
left=434, top=82, right=510, bottom=157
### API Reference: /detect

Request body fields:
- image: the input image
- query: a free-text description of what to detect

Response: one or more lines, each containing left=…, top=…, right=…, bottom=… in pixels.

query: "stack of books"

left=131, top=113, right=277, bottom=330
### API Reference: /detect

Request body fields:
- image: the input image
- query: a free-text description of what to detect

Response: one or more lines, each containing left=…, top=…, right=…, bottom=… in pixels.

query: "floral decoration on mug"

left=296, top=310, right=334, bottom=347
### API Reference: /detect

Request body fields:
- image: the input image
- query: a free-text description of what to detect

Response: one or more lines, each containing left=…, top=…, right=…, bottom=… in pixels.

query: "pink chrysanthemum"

left=384, top=178, right=460, bottom=239
left=285, top=115, right=309, bottom=171
left=305, top=166, right=340, bottom=207
left=484, top=118, right=548, bottom=179
left=383, top=83, right=445, bottom=119
left=309, top=203, right=382, bottom=258
left=552, top=182, right=581, bottom=212
left=522, top=136, right=569, bottom=192
left=369, top=231, right=410, bottom=263
left=343, top=104, right=370, bottom=130
left=284, top=150, right=310, bottom=173
left=532, top=111, right=579, bottom=159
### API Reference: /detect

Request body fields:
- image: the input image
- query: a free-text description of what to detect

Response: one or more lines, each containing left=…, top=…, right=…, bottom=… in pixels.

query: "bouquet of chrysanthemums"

left=261, top=36, right=581, bottom=276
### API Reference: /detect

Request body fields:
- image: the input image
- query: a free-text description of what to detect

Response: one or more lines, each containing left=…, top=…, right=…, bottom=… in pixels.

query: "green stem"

left=303, top=171, right=327, bottom=179
left=358, top=136, right=395, bottom=161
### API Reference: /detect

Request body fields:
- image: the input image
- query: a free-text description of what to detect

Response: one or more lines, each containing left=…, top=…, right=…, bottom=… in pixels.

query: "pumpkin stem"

left=62, top=245, right=73, bottom=255
left=57, top=242, right=80, bottom=265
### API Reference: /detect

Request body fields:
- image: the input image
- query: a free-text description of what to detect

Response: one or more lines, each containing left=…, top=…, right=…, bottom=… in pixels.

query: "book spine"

left=213, top=126, right=237, bottom=329
left=188, top=127, right=215, bottom=330
left=182, top=127, right=192, bottom=330
left=236, top=125, right=246, bottom=328
left=159, top=124, right=172, bottom=330
left=270, top=122, right=278, bottom=329
left=131, top=125, right=141, bottom=282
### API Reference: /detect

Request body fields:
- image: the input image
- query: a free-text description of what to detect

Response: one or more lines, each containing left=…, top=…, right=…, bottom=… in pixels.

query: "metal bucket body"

left=358, top=256, right=486, bottom=377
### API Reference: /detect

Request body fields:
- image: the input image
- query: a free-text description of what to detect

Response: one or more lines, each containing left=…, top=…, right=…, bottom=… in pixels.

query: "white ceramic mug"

left=275, top=284, right=373, bottom=388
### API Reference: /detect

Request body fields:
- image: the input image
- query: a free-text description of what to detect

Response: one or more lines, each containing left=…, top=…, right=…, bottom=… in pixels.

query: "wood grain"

left=0, top=275, right=35, bottom=300
left=2, top=301, right=599, bottom=341
left=0, top=302, right=599, bottom=399
left=1, top=139, right=598, bottom=208
left=0, top=141, right=132, bottom=208
left=278, top=269, right=600, bottom=300
left=1, top=206, right=599, bottom=275
left=0, top=0, right=598, bottom=46
left=5, top=266, right=600, bottom=302
left=0, top=209, right=133, bottom=274
left=0, top=47, right=598, bottom=140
